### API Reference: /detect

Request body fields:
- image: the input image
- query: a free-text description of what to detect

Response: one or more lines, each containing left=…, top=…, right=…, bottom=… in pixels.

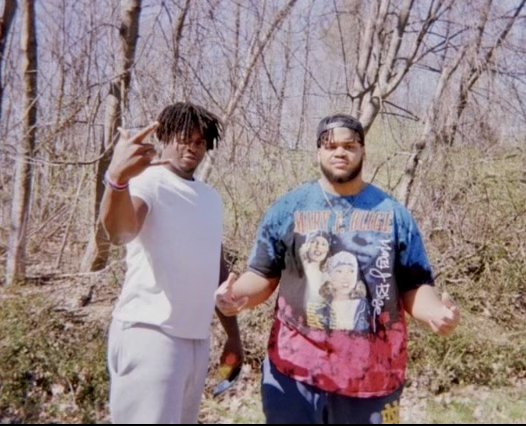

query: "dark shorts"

left=261, top=357, right=403, bottom=424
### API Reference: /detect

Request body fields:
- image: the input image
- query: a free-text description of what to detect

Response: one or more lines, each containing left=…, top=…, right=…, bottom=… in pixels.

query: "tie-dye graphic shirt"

left=248, top=182, right=434, bottom=398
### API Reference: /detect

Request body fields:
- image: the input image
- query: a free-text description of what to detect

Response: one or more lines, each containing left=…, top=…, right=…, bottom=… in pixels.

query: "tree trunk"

left=5, top=0, right=37, bottom=286
left=0, top=0, right=18, bottom=120
left=81, top=0, right=141, bottom=272
left=396, top=50, right=465, bottom=206
left=396, top=0, right=526, bottom=207
left=348, top=0, right=447, bottom=132
left=170, top=0, right=190, bottom=98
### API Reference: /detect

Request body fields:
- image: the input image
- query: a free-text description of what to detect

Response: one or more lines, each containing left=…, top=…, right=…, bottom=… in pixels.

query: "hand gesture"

left=429, top=292, right=460, bottom=336
left=215, top=273, right=249, bottom=317
left=107, top=122, right=169, bottom=184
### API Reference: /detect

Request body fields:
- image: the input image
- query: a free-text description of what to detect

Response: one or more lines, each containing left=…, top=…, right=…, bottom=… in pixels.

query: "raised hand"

left=107, top=122, right=169, bottom=185
left=215, top=273, right=249, bottom=317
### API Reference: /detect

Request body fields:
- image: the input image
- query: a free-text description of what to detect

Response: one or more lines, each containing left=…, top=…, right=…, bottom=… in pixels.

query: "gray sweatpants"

left=108, top=320, right=210, bottom=424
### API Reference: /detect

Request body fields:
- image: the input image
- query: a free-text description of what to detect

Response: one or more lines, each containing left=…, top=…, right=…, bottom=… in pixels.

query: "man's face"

left=318, top=127, right=365, bottom=184
left=163, top=128, right=207, bottom=176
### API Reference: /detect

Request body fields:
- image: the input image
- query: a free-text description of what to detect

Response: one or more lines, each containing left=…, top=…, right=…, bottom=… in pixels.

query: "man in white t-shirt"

left=100, top=102, right=242, bottom=424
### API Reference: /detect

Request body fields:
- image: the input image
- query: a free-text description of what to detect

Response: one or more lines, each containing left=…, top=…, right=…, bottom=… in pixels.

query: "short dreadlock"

left=155, top=102, right=223, bottom=151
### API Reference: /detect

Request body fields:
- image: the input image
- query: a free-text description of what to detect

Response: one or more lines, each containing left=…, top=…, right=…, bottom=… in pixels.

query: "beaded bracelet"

left=104, top=170, right=129, bottom=191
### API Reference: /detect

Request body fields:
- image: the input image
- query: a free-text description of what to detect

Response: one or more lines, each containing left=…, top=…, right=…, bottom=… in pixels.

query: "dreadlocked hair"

left=155, top=102, right=223, bottom=150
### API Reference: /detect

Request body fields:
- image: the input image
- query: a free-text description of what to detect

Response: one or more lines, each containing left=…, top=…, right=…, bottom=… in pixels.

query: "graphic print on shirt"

left=292, top=208, right=396, bottom=335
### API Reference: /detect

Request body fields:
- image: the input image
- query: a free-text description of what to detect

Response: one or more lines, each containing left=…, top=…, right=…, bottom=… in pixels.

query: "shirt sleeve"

left=247, top=205, right=287, bottom=279
left=128, top=170, right=156, bottom=213
left=395, top=209, right=435, bottom=293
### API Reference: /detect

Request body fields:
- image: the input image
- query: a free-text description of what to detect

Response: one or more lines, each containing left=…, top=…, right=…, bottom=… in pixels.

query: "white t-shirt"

left=112, top=166, right=223, bottom=339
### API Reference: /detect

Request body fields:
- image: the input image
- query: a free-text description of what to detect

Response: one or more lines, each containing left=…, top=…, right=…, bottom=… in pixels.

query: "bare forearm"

left=402, top=284, right=443, bottom=324
left=232, top=271, right=279, bottom=309
left=216, top=308, right=241, bottom=339
left=99, top=121, right=162, bottom=245
left=101, top=188, right=140, bottom=245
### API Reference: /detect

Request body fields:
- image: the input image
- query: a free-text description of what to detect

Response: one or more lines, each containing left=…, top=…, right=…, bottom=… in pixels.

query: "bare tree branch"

left=198, top=0, right=299, bottom=182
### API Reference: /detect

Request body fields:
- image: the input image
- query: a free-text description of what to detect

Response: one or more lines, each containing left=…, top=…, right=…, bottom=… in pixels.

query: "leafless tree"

left=0, top=0, right=17, bottom=120
left=5, top=0, right=37, bottom=286
left=397, top=0, right=526, bottom=206
left=81, top=0, right=143, bottom=272
left=328, top=0, right=459, bottom=132
left=1, top=0, right=525, bottom=283
left=197, top=0, right=299, bottom=182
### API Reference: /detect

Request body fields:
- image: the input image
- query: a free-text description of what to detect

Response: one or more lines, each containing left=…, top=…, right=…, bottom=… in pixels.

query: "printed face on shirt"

left=322, top=251, right=360, bottom=300
left=318, top=127, right=365, bottom=184
left=330, top=263, right=358, bottom=299
left=306, top=236, right=330, bottom=263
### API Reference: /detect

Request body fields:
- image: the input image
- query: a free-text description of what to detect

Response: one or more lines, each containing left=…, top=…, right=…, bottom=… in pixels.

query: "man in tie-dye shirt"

left=216, top=114, right=460, bottom=424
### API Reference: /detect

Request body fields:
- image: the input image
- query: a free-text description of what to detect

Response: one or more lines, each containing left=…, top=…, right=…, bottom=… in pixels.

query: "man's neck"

left=319, top=176, right=366, bottom=196
left=163, top=163, right=195, bottom=181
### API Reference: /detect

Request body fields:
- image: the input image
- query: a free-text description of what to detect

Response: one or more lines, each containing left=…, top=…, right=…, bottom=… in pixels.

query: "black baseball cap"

left=316, top=114, right=364, bottom=147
